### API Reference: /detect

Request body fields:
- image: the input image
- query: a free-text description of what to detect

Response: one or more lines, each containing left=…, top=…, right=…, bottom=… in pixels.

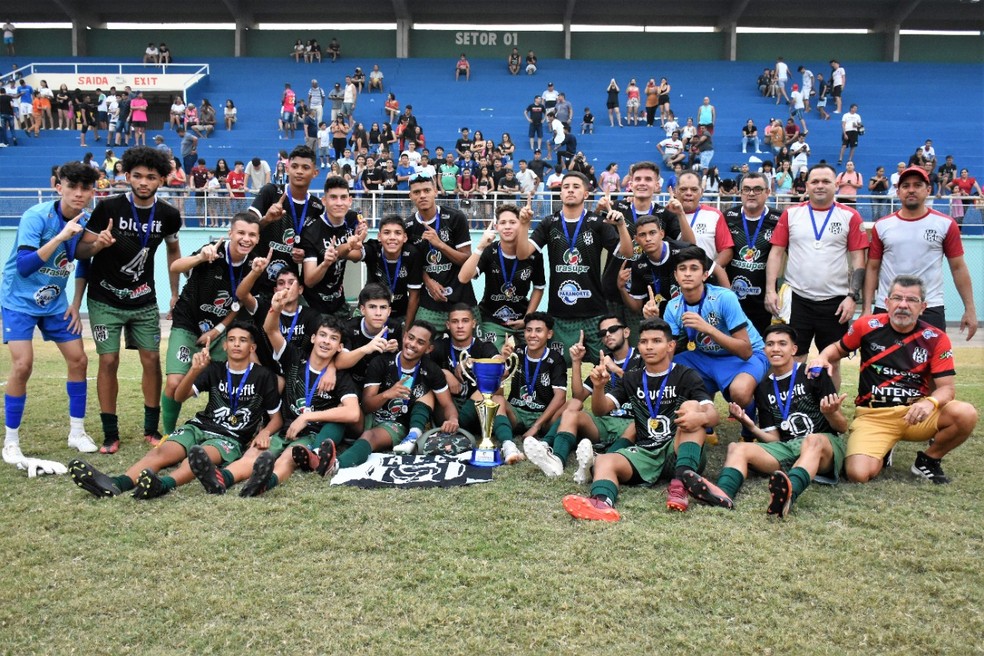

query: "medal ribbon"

left=741, top=209, right=767, bottom=249
left=689, top=207, right=700, bottom=228
left=304, top=362, right=329, bottom=410
left=560, top=208, right=587, bottom=248
left=55, top=201, right=85, bottom=261
left=808, top=206, right=835, bottom=244
left=772, top=363, right=800, bottom=425
left=497, top=245, right=519, bottom=291
left=610, top=347, right=634, bottom=390
left=646, top=243, right=668, bottom=298
left=417, top=208, right=441, bottom=253
left=680, top=287, right=707, bottom=347
left=383, top=253, right=403, bottom=294
left=641, top=364, right=673, bottom=419
left=450, top=338, right=473, bottom=370
left=395, top=353, right=420, bottom=387
left=630, top=201, right=656, bottom=224
left=524, top=350, right=544, bottom=398
left=284, top=309, right=301, bottom=340
left=225, top=242, right=247, bottom=302
left=225, top=363, right=253, bottom=414
left=287, top=193, right=311, bottom=236
left=129, top=193, right=156, bottom=250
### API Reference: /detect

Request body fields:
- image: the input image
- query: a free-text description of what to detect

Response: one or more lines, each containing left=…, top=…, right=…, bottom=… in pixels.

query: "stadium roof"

left=8, top=0, right=983, bottom=32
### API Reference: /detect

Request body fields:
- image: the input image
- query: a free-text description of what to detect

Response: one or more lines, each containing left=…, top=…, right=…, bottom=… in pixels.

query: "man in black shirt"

left=524, top=96, right=545, bottom=151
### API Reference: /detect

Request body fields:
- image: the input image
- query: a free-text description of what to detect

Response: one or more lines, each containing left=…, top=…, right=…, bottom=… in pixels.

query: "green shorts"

left=453, top=395, right=481, bottom=433
left=268, top=423, right=347, bottom=456
left=511, top=405, right=548, bottom=437
left=88, top=299, right=162, bottom=355
left=478, top=318, right=520, bottom=351
left=551, top=316, right=602, bottom=366
left=413, top=307, right=450, bottom=335
left=591, top=415, right=633, bottom=449
left=165, top=327, right=227, bottom=376
left=372, top=420, right=409, bottom=446
left=617, top=440, right=707, bottom=485
left=758, top=433, right=847, bottom=483
left=163, top=423, right=244, bottom=465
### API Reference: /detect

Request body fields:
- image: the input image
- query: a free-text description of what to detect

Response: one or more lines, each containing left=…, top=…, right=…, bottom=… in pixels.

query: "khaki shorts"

left=847, top=405, right=939, bottom=459
left=88, top=299, right=162, bottom=354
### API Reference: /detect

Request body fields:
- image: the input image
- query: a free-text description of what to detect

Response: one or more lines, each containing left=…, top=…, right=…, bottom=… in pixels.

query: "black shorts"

left=528, top=123, right=543, bottom=139
left=832, top=85, right=843, bottom=97
left=842, top=130, right=858, bottom=147
left=658, top=94, right=670, bottom=105
left=873, top=305, right=946, bottom=333
left=789, top=292, right=850, bottom=355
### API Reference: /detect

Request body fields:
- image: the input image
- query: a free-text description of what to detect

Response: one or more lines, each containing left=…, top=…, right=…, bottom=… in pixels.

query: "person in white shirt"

left=244, top=158, right=271, bottom=191
left=797, top=65, right=814, bottom=112
left=789, top=134, right=810, bottom=177
left=143, top=43, right=159, bottom=64
left=887, top=161, right=904, bottom=211
left=368, top=65, right=384, bottom=93
left=657, top=131, right=686, bottom=167
left=774, top=57, right=790, bottom=104
left=838, top=104, right=862, bottom=165
left=830, top=60, right=846, bottom=113
left=514, top=159, right=539, bottom=198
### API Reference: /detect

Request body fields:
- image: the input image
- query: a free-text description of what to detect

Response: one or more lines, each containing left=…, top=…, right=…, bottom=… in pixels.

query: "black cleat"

left=292, top=445, right=318, bottom=473
left=911, top=451, right=950, bottom=484
left=69, top=459, right=120, bottom=498
left=681, top=470, right=735, bottom=509
left=240, top=451, right=276, bottom=497
left=189, top=445, right=226, bottom=495
left=315, top=439, right=338, bottom=478
left=767, top=470, right=793, bottom=518
left=133, top=468, right=168, bottom=500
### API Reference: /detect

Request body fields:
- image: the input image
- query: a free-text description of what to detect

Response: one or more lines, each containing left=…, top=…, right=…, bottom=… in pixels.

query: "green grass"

left=0, top=339, right=982, bottom=655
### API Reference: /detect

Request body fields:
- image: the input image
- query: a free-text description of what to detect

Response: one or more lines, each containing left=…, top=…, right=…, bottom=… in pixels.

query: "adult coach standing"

left=863, top=165, right=977, bottom=340
left=76, top=146, right=183, bottom=453
left=765, top=163, right=868, bottom=388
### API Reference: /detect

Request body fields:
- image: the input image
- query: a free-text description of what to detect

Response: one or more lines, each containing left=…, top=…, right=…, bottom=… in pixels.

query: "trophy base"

left=468, top=447, right=503, bottom=468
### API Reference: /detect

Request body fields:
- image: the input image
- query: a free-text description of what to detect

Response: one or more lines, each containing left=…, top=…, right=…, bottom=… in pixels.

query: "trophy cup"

left=460, top=351, right=519, bottom=467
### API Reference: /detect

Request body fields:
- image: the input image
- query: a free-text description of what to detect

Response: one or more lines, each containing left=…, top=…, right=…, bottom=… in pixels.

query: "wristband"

left=213, top=323, right=226, bottom=335
left=923, top=396, right=940, bottom=410
left=474, top=249, right=484, bottom=256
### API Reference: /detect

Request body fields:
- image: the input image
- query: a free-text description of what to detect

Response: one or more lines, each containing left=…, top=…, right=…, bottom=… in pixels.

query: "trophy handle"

left=501, top=352, right=519, bottom=384
left=459, top=351, right=477, bottom=386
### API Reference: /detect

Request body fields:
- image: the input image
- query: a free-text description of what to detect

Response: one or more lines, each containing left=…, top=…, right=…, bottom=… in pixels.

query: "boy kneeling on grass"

left=563, top=318, right=718, bottom=522
left=70, top=322, right=282, bottom=499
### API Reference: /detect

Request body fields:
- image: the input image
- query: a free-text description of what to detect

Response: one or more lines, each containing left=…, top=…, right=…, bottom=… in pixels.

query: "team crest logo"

left=738, top=245, right=759, bottom=262
left=440, top=228, right=450, bottom=242
left=763, top=229, right=773, bottom=241
left=557, top=281, right=591, bottom=305
left=912, top=347, right=928, bottom=364
left=583, top=231, right=594, bottom=246
left=519, top=268, right=532, bottom=281
left=705, top=311, right=721, bottom=328
left=829, top=221, right=843, bottom=235
left=540, top=373, right=551, bottom=388
left=92, top=325, right=109, bottom=342
left=646, top=415, right=671, bottom=440
left=563, top=248, right=582, bottom=266
left=214, top=406, right=252, bottom=429
left=177, top=345, right=192, bottom=364
left=283, top=228, right=297, bottom=248
left=922, top=229, right=943, bottom=244
left=33, top=285, right=61, bottom=308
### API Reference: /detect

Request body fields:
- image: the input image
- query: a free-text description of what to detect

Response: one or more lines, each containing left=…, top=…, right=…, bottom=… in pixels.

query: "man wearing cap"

left=542, top=83, right=559, bottom=111
left=862, top=165, right=977, bottom=340
left=153, top=136, right=171, bottom=159
left=328, top=82, right=344, bottom=121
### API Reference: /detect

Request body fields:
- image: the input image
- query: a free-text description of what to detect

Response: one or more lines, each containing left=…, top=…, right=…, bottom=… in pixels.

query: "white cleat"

left=3, top=443, right=25, bottom=465
left=67, top=431, right=99, bottom=453
left=573, top=438, right=596, bottom=485
left=500, top=439, right=525, bottom=465
left=523, top=436, right=563, bottom=478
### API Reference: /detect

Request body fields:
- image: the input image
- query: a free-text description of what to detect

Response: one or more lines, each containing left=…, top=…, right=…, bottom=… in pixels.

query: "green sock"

left=717, top=467, right=745, bottom=499
left=788, top=466, right=811, bottom=501
left=100, top=413, right=119, bottom=442
left=590, top=479, right=619, bottom=506
left=674, top=441, right=702, bottom=477
left=161, top=393, right=182, bottom=434
left=409, top=402, right=431, bottom=432
left=267, top=473, right=279, bottom=490
left=143, top=405, right=160, bottom=435
left=219, top=468, right=234, bottom=487
left=541, top=418, right=562, bottom=446
left=338, top=438, right=372, bottom=468
left=553, top=431, right=576, bottom=463
left=160, top=475, right=177, bottom=492
left=606, top=437, right=633, bottom=453
left=113, top=475, right=134, bottom=492
left=457, top=401, right=479, bottom=433
left=493, top=415, right=514, bottom=444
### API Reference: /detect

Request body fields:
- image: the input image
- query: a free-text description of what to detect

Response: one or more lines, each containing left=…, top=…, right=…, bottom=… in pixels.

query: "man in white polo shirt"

left=862, top=165, right=976, bottom=340
left=765, top=163, right=869, bottom=388
left=670, top=171, right=732, bottom=287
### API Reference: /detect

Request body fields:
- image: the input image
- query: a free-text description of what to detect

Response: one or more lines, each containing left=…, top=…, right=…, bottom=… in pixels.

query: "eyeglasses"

left=597, top=325, right=625, bottom=338
left=741, top=186, right=767, bottom=194
left=888, top=294, right=923, bottom=304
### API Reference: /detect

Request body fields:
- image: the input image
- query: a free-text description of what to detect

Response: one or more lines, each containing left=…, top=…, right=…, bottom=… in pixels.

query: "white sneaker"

left=523, top=436, right=563, bottom=477
left=501, top=439, right=525, bottom=465
left=67, top=431, right=98, bottom=453
left=573, top=439, right=596, bottom=485
left=393, top=429, right=420, bottom=455
left=2, top=442, right=25, bottom=464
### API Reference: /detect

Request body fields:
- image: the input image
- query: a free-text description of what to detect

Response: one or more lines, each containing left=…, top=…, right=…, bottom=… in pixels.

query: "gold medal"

left=647, top=418, right=660, bottom=434
left=687, top=341, right=696, bottom=351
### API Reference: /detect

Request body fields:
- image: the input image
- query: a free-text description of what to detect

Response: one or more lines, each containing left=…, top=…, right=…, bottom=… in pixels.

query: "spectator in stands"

left=657, top=129, right=685, bottom=168
left=192, top=99, right=216, bottom=139
left=350, top=121, right=369, bottom=155
left=774, top=146, right=791, bottom=169
left=599, top=162, right=620, bottom=196
left=508, top=47, right=521, bottom=75
left=948, top=169, right=982, bottom=215
left=328, top=37, right=340, bottom=62
left=342, top=76, right=357, bottom=116
left=692, top=125, right=714, bottom=173
left=143, top=43, right=159, bottom=64
left=625, top=79, right=641, bottom=126
left=702, top=166, right=722, bottom=196
left=308, top=39, right=322, bottom=63
left=798, top=65, right=814, bottom=112
left=525, top=95, right=545, bottom=151
left=835, top=161, right=863, bottom=205
left=166, top=157, right=185, bottom=190
left=331, top=113, right=350, bottom=160
left=498, top=132, right=516, bottom=164
left=581, top=106, right=594, bottom=134
left=159, top=43, right=171, bottom=64
left=183, top=101, right=198, bottom=132
left=456, top=54, right=471, bottom=82
left=3, top=21, right=14, bottom=56
left=605, top=79, right=622, bottom=127
left=775, top=160, right=794, bottom=206
left=757, top=68, right=771, bottom=96
left=791, top=169, right=808, bottom=201
left=837, top=104, right=862, bottom=165
left=526, top=50, right=538, bottom=75
left=303, top=109, right=318, bottom=153
left=130, top=91, right=149, bottom=146
left=938, top=154, right=957, bottom=188
left=327, top=82, right=343, bottom=121
left=554, top=93, right=573, bottom=131
left=54, top=84, right=70, bottom=130
left=224, top=99, right=236, bottom=130
left=292, top=40, right=305, bottom=62
left=783, top=118, right=800, bottom=145
left=169, top=95, right=185, bottom=129
left=178, top=126, right=197, bottom=174
left=37, top=80, right=54, bottom=130
left=657, top=77, right=671, bottom=127
left=362, top=64, right=383, bottom=93
left=367, top=122, right=382, bottom=155
left=680, top=116, right=697, bottom=147
left=245, top=157, right=270, bottom=191
left=829, top=60, right=846, bottom=114
left=697, top=96, right=715, bottom=134
left=352, top=67, right=366, bottom=93
left=789, top=133, right=810, bottom=177
left=380, top=121, right=397, bottom=156
left=644, top=79, right=659, bottom=127
left=155, top=134, right=172, bottom=158
left=790, top=84, right=807, bottom=134
left=742, top=118, right=760, bottom=154
left=767, top=119, right=784, bottom=156
left=378, top=92, right=399, bottom=125
left=306, top=80, right=325, bottom=123
left=111, top=161, right=127, bottom=187
left=281, top=84, right=297, bottom=138
left=775, top=56, right=790, bottom=104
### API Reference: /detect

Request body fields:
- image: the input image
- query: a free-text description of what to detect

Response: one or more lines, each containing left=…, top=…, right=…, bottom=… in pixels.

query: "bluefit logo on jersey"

left=118, top=216, right=162, bottom=234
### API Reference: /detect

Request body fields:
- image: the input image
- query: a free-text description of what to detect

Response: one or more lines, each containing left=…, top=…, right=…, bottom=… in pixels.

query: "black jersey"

left=189, top=361, right=281, bottom=446
left=404, top=206, right=476, bottom=311
left=722, top=205, right=781, bottom=306
left=607, top=363, right=711, bottom=450
left=276, top=343, right=358, bottom=438
left=754, top=364, right=839, bottom=441
left=341, top=317, right=404, bottom=388
left=600, top=200, right=683, bottom=300
left=300, top=210, right=360, bottom=314
left=431, top=337, right=500, bottom=401
left=626, top=237, right=690, bottom=318
left=171, top=244, right=254, bottom=336
left=506, top=347, right=567, bottom=413
left=582, top=348, right=644, bottom=418
left=475, top=243, right=546, bottom=326
left=248, top=299, right=321, bottom=373
left=364, top=352, right=448, bottom=428
left=85, top=193, right=182, bottom=308
left=248, top=184, right=325, bottom=298
left=362, top=240, right=423, bottom=319
left=531, top=210, right=620, bottom=318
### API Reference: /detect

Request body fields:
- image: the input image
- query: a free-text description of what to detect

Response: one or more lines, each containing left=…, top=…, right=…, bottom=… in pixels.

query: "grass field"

left=0, top=337, right=982, bottom=655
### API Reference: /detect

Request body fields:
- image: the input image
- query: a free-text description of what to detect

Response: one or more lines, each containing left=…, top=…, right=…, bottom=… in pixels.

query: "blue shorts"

left=3, top=37, right=12, bottom=45
left=673, top=349, right=768, bottom=397
left=282, top=111, right=295, bottom=123
left=318, top=146, right=330, bottom=157
left=2, top=306, right=79, bottom=344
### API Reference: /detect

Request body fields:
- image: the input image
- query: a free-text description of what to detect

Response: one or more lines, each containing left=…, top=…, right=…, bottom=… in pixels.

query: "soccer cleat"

left=501, top=439, right=526, bottom=465
left=573, top=439, right=595, bottom=485
left=883, top=446, right=895, bottom=469
left=315, top=439, right=338, bottom=478
left=392, top=434, right=417, bottom=455
left=562, top=494, right=621, bottom=522
left=133, top=468, right=167, bottom=500
left=69, top=459, right=120, bottom=498
left=292, top=445, right=319, bottom=472
left=188, top=445, right=226, bottom=495
left=240, top=450, right=276, bottom=497
left=68, top=431, right=99, bottom=453
left=681, top=470, right=734, bottom=509
left=767, top=470, right=793, bottom=517
left=524, top=436, right=563, bottom=477
left=99, top=437, right=120, bottom=455
left=144, top=431, right=163, bottom=447
left=666, top=478, right=689, bottom=512
left=2, top=442, right=25, bottom=465
left=911, top=451, right=950, bottom=484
